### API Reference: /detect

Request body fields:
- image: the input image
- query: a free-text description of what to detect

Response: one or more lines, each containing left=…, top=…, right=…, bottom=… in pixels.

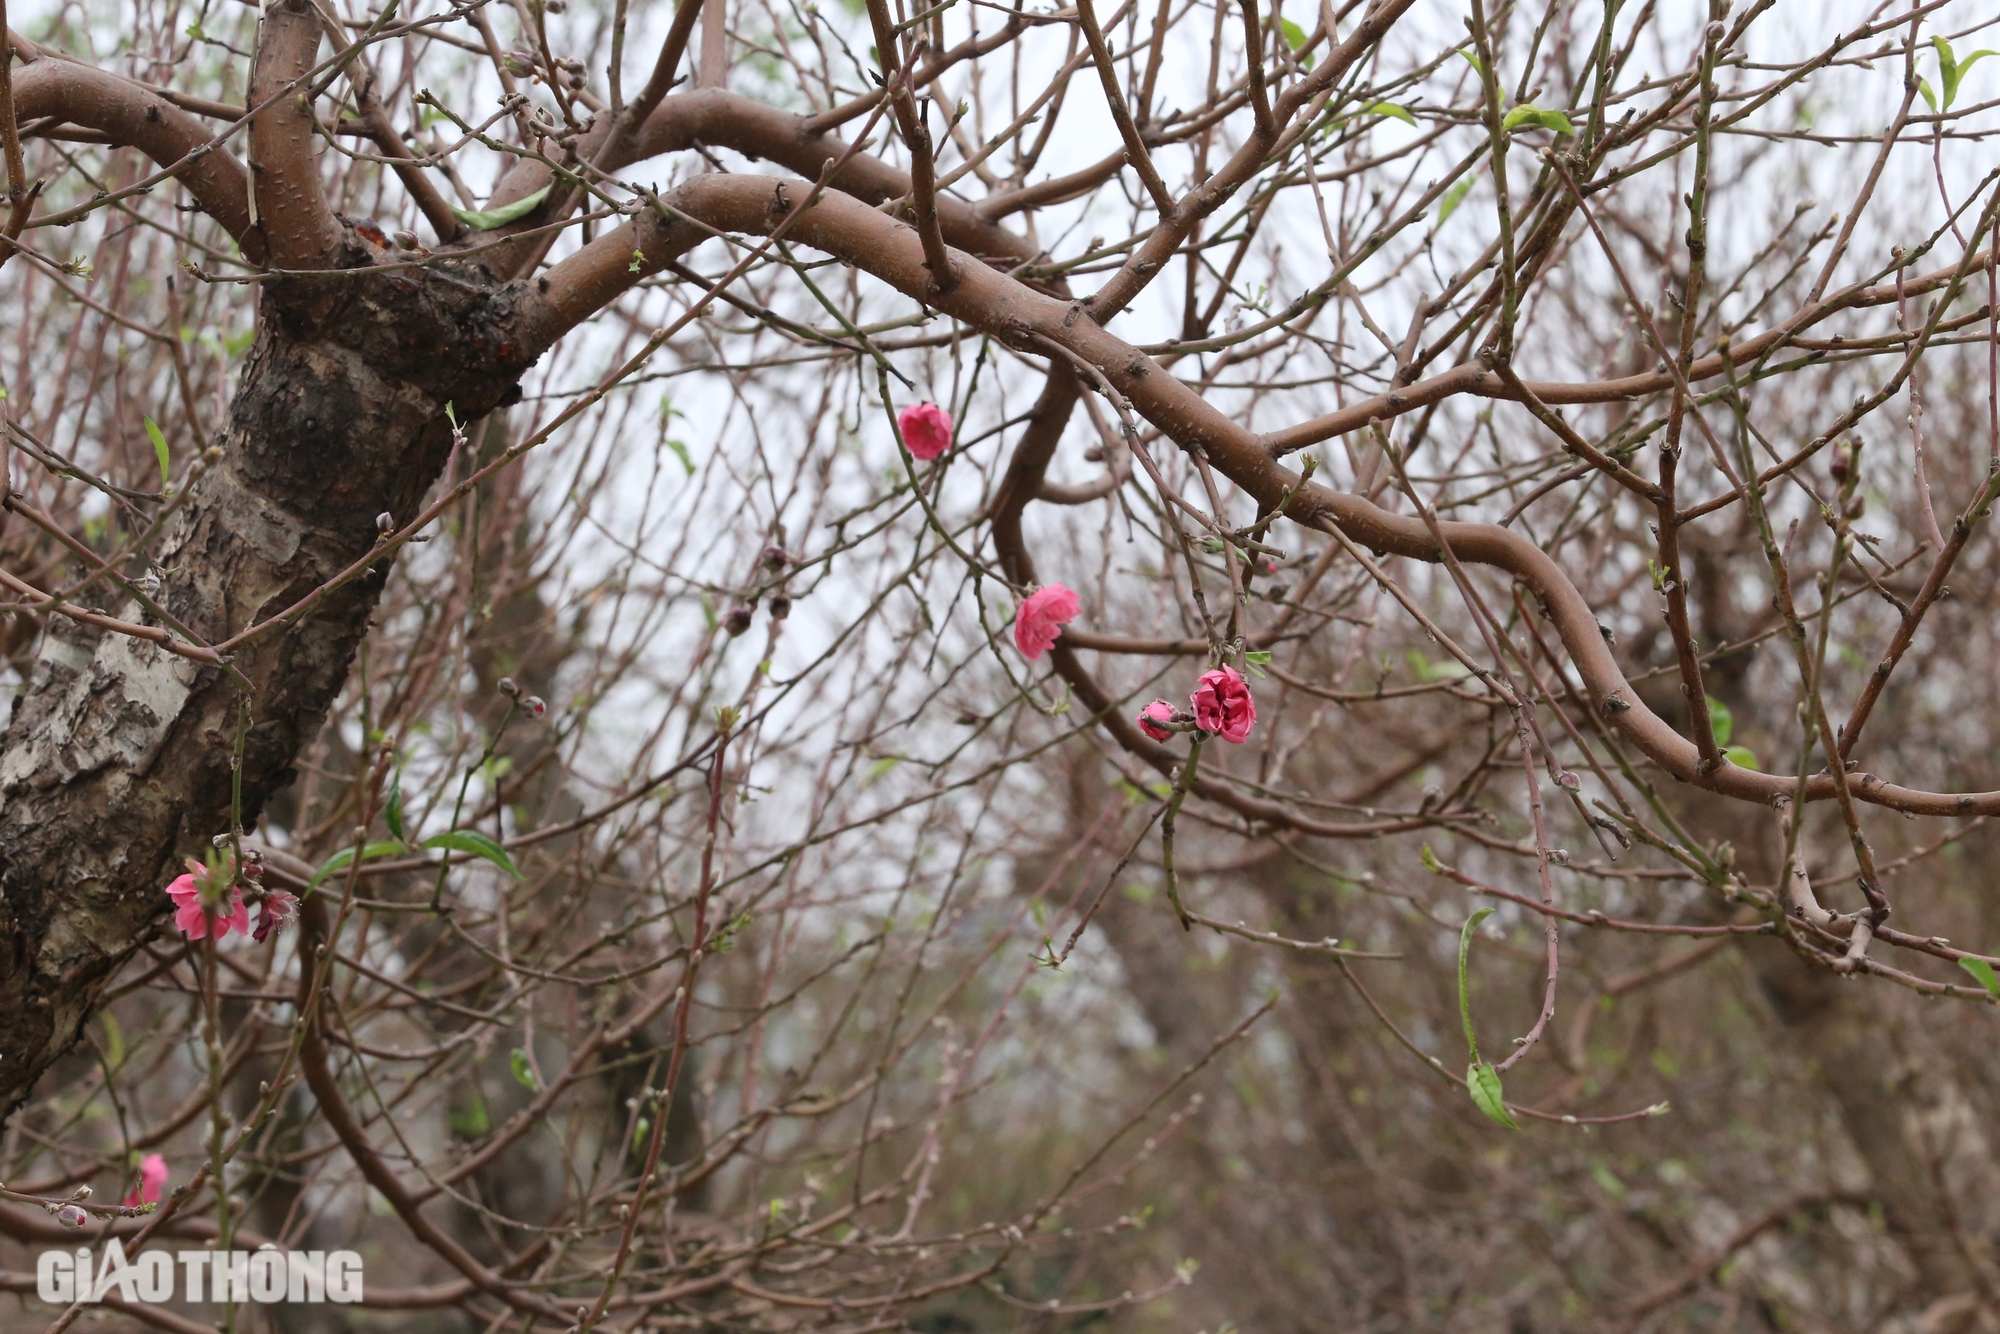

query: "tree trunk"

left=0, top=250, right=533, bottom=1120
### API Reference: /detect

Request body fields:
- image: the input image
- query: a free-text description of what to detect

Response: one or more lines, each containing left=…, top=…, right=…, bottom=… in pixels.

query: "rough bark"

left=0, top=248, right=533, bottom=1119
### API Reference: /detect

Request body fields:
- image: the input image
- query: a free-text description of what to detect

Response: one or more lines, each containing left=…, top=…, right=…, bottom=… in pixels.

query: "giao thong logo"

left=36, top=1243, right=364, bottom=1304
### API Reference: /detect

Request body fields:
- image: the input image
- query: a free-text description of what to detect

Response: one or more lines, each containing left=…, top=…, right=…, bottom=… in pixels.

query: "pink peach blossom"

left=166, top=871, right=251, bottom=941
left=898, top=402, right=954, bottom=461
left=1137, top=700, right=1177, bottom=741
left=123, top=1154, right=167, bottom=1208
left=1190, top=666, right=1256, bottom=743
left=1012, top=584, right=1080, bottom=659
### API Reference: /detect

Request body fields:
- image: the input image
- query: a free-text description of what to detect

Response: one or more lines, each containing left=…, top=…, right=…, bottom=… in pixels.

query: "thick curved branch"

left=9, top=57, right=255, bottom=253
left=524, top=171, right=2000, bottom=820
left=248, top=0, right=342, bottom=268
left=490, top=88, right=1049, bottom=285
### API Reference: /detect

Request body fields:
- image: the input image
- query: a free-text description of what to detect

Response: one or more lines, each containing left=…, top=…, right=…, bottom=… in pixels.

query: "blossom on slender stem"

left=1012, top=584, right=1081, bottom=659
left=1137, top=700, right=1178, bottom=740
left=123, top=1154, right=168, bottom=1208
left=1190, top=666, right=1256, bottom=743
left=898, top=402, right=954, bottom=461
left=165, top=864, right=251, bottom=941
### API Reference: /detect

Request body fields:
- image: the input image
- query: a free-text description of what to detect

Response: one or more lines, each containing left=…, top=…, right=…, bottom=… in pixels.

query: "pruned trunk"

left=0, top=248, right=532, bottom=1119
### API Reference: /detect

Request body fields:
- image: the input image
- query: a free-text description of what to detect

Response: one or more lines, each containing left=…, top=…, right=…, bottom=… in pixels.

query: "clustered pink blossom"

left=166, top=869, right=250, bottom=941
left=1136, top=666, right=1257, bottom=744
left=123, top=1154, right=168, bottom=1208
left=1012, top=584, right=1080, bottom=659
left=897, top=402, right=954, bottom=461
left=1191, top=666, right=1256, bottom=743
left=166, top=855, right=302, bottom=943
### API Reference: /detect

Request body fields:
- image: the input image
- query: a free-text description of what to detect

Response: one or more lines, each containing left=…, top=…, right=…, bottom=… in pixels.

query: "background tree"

left=4, top=0, right=2000, bottom=1329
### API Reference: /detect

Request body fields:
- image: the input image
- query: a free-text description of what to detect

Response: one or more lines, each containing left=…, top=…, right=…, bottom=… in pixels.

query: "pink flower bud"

left=1190, top=666, right=1256, bottom=744
left=897, top=402, right=954, bottom=461
left=1136, top=700, right=1177, bottom=741
left=525, top=695, right=548, bottom=718
left=1012, top=584, right=1081, bottom=660
left=56, top=1204, right=87, bottom=1227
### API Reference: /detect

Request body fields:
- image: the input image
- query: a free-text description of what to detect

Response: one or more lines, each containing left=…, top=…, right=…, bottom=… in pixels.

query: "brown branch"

left=1075, top=0, right=1176, bottom=215
left=1265, top=245, right=1998, bottom=457
left=306, top=1, right=463, bottom=243
left=8, top=57, right=255, bottom=251
left=1085, top=0, right=1419, bottom=320
left=522, top=170, right=2000, bottom=821
left=862, top=0, right=955, bottom=293
left=248, top=0, right=344, bottom=268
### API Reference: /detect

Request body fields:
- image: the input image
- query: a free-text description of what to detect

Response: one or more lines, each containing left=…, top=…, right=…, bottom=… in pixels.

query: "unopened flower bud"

left=376, top=511, right=395, bottom=535
left=56, top=1204, right=87, bottom=1227
left=723, top=605, right=754, bottom=637
left=768, top=594, right=791, bottom=620
left=391, top=230, right=420, bottom=251
left=497, top=676, right=521, bottom=698
left=760, top=545, right=790, bottom=570
left=525, top=695, right=548, bottom=718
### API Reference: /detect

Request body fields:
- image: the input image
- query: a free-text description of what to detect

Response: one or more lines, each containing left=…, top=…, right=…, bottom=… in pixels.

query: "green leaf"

left=1934, top=36, right=1959, bottom=108
left=1502, top=105, right=1573, bottom=135
left=1919, top=77, right=1939, bottom=114
left=1467, top=1060, right=1518, bottom=1129
left=631, top=1115, right=651, bottom=1149
left=1437, top=177, right=1473, bottom=225
left=422, top=829, right=522, bottom=879
left=1421, top=843, right=1444, bottom=875
left=451, top=185, right=551, bottom=231
left=144, top=417, right=170, bottom=488
left=664, top=437, right=695, bottom=476
left=448, top=1094, right=489, bottom=1138
left=1950, top=48, right=1997, bottom=109
left=308, top=839, right=408, bottom=891
left=1456, top=47, right=1483, bottom=78
left=1279, top=17, right=1313, bottom=69
left=509, top=1046, right=540, bottom=1090
left=99, top=1011, right=125, bottom=1072
left=1706, top=697, right=1733, bottom=747
left=1365, top=101, right=1415, bottom=126
left=1457, top=906, right=1496, bottom=1060
left=384, top=771, right=405, bottom=843
left=1723, top=744, right=1759, bottom=771
left=1959, top=957, right=2000, bottom=997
